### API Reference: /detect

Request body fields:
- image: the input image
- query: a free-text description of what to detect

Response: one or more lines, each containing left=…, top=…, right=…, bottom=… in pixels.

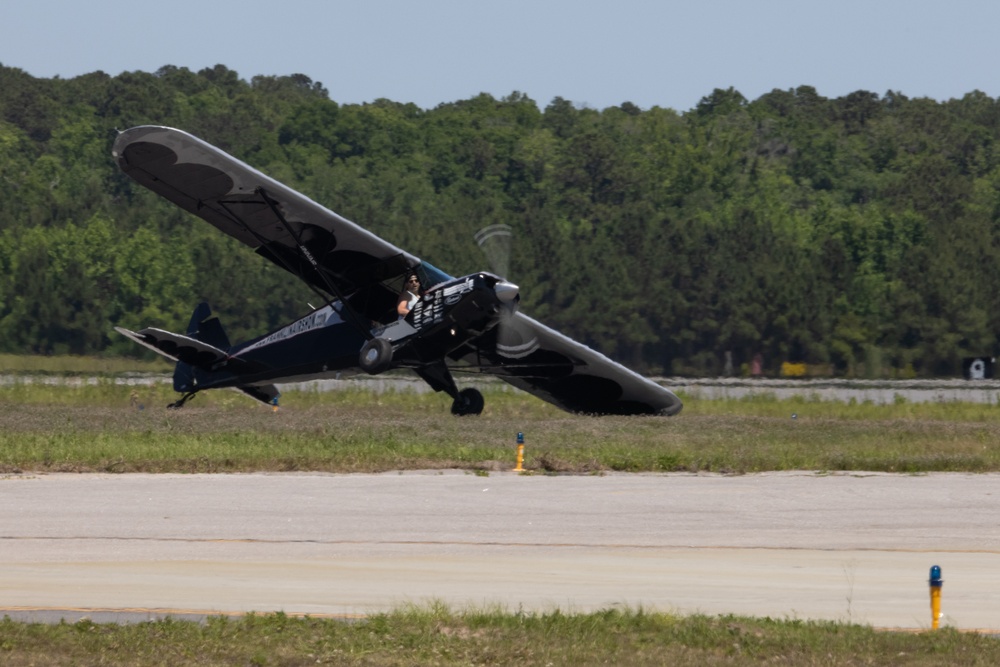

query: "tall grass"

left=2, top=606, right=997, bottom=666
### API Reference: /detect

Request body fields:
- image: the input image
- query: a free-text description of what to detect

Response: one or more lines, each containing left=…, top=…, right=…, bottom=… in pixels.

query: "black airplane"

left=112, top=126, right=682, bottom=417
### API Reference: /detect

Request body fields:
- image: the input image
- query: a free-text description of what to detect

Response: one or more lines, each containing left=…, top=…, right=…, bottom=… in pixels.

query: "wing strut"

left=255, top=187, right=375, bottom=340
left=216, top=187, right=375, bottom=341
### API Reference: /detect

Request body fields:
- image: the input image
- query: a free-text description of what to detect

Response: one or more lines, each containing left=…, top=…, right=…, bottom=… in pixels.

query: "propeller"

left=474, top=223, right=512, bottom=279
left=474, top=224, right=539, bottom=360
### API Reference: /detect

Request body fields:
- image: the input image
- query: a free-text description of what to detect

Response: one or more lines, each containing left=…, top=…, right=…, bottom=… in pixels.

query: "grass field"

left=5, top=361, right=1000, bottom=664
left=3, top=606, right=999, bottom=666
left=0, top=353, right=171, bottom=375
left=3, top=375, right=1000, bottom=474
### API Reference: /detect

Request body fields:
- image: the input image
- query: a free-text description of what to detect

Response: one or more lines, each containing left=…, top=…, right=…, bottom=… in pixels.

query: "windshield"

left=418, top=262, right=453, bottom=289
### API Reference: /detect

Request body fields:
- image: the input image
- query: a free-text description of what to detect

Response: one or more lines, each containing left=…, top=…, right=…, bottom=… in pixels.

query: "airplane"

left=111, top=126, right=682, bottom=417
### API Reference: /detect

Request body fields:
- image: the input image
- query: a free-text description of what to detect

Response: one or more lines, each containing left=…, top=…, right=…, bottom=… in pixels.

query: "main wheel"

left=451, top=387, right=485, bottom=416
left=359, top=337, right=393, bottom=374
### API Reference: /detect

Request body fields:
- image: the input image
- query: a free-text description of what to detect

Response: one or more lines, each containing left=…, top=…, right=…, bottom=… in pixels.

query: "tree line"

left=2, top=63, right=1000, bottom=378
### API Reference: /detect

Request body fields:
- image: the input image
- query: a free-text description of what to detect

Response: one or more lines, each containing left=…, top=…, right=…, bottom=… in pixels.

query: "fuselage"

left=195, top=272, right=517, bottom=390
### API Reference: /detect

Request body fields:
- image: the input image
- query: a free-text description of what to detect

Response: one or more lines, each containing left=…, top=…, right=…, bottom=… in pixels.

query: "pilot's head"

left=405, top=273, right=421, bottom=289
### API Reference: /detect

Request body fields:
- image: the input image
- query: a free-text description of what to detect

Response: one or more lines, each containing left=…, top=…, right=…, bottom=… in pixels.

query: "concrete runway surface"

left=2, top=471, right=999, bottom=629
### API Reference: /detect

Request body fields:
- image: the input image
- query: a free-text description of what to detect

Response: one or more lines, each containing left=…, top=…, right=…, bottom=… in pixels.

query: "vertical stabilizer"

left=173, top=302, right=232, bottom=392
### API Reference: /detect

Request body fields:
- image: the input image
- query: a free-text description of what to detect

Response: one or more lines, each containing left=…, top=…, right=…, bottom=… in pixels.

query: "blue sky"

left=5, top=0, right=1000, bottom=111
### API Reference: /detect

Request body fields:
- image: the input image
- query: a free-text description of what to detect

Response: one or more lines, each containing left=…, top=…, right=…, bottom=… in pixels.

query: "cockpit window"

left=417, top=262, right=452, bottom=289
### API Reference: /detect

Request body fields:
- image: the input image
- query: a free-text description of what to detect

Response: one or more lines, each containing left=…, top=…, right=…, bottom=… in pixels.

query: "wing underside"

left=453, top=313, right=682, bottom=416
left=112, top=126, right=418, bottom=313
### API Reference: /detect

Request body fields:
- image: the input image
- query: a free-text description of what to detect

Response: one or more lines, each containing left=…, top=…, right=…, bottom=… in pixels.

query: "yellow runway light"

left=929, top=565, right=943, bottom=629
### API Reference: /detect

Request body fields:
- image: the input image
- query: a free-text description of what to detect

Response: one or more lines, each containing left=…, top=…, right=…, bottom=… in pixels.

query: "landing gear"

left=167, top=392, right=197, bottom=409
left=415, top=362, right=486, bottom=416
left=359, top=337, right=393, bottom=374
left=451, top=387, right=484, bottom=416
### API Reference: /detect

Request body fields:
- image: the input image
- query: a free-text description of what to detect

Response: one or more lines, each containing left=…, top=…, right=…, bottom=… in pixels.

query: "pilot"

left=397, top=272, right=422, bottom=318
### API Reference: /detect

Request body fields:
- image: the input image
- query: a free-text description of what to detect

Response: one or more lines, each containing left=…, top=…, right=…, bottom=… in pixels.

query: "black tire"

left=451, top=387, right=485, bottom=416
left=359, top=337, right=393, bottom=374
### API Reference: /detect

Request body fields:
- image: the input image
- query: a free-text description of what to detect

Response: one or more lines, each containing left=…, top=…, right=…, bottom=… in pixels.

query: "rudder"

left=174, top=303, right=233, bottom=392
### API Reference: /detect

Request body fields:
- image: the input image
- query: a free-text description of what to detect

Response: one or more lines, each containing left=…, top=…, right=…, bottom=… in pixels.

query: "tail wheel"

left=359, top=337, right=393, bottom=374
left=167, top=391, right=197, bottom=409
left=451, top=387, right=484, bottom=416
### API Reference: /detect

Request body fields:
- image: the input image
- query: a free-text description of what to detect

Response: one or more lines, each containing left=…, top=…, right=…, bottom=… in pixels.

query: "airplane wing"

left=456, top=313, right=683, bottom=416
left=112, top=125, right=419, bottom=320
left=113, top=126, right=680, bottom=416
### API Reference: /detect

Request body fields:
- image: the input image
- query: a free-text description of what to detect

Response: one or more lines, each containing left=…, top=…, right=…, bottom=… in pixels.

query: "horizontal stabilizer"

left=114, top=326, right=230, bottom=370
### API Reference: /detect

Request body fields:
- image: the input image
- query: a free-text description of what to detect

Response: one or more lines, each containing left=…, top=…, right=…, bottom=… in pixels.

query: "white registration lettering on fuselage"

left=240, top=304, right=344, bottom=353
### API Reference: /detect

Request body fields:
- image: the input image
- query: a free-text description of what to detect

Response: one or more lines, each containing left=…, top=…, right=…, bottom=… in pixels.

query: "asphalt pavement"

left=2, top=471, right=998, bottom=629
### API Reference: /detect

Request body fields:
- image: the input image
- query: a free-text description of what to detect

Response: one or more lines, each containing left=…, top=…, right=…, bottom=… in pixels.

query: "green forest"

left=2, top=63, right=1000, bottom=378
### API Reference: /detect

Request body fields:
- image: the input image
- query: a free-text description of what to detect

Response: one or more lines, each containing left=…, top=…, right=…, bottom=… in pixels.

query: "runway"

left=2, top=471, right=999, bottom=629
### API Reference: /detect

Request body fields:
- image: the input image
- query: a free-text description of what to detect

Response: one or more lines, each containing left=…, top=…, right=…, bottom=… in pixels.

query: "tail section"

left=186, top=302, right=212, bottom=336
left=116, top=303, right=279, bottom=407
left=173, top=360, right=196, bottom=393
left=186, top=302, right=231, bottom=349
left=174, top=303, right=231, bottom=392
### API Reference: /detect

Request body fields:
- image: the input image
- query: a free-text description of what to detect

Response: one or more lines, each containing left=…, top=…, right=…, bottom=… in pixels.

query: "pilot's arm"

left=397, top=293, right=411, bottom=317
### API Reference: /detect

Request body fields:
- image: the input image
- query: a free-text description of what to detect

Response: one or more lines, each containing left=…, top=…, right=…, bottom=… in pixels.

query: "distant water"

left=4, top=373, right=999, bottom=405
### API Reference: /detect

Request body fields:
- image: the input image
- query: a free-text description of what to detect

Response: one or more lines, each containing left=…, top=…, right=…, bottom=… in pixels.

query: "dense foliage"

left=2, top=63, right=1000, bottom=377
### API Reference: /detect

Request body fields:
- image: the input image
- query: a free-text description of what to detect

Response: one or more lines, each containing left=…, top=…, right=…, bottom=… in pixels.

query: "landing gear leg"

left=167, top=392, right=197, bottom=409
left=415, top=363, right=485, bottom=416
